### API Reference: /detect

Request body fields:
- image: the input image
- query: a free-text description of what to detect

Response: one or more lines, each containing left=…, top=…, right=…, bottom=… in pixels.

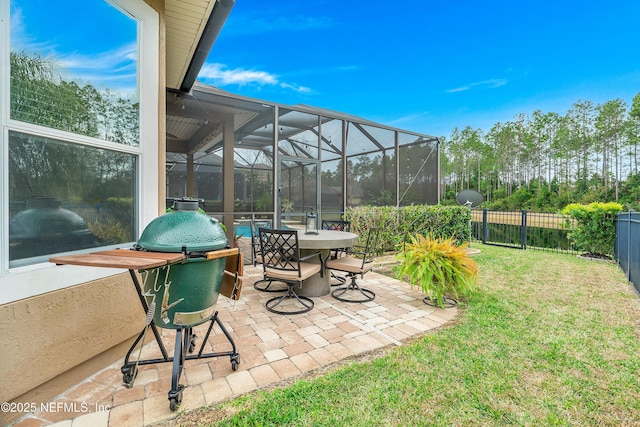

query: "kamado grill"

left=135, top=199, right=230, bottom=329
left=50, top=199, right=243, bottom=411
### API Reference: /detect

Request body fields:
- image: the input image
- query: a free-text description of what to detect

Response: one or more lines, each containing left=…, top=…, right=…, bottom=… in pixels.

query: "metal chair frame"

left=251, top=220, right=287, bottom=293
left=250, top=220, right=272, bottom=265
left=327, top=227, right=380, bottom=303
left=321, top=219, right=351, bottom=286
left=258, top=228, right=323, bottom=314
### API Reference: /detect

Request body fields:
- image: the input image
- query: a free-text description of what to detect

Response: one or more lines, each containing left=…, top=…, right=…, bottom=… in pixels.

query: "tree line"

left=440, top=93, right=640, bottom=212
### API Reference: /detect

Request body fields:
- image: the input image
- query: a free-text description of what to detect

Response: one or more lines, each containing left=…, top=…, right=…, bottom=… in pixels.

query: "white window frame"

left=0, top=0, right=159, bottom=305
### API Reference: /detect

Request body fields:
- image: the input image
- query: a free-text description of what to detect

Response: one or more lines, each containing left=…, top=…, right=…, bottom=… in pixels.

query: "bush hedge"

left=561, top=202, right=623, bottom=257
left=343, top=205, right=471, bottom=253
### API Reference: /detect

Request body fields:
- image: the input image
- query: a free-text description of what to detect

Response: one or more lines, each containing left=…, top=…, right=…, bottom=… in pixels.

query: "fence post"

left=627, top=211, right=631, bottom=282
left=521, top=210, right=527, bottom=250
left=482, top=209, right=487, bottom=244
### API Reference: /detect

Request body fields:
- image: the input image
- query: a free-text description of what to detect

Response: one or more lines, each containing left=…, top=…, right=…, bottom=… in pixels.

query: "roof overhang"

left=166, top=83, right=439, bottom=157
left=165, top=0, right=235, bottom=92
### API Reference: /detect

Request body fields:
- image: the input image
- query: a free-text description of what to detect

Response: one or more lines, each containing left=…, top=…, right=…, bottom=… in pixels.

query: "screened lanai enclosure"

left=166, top=83, right=439, bottom=236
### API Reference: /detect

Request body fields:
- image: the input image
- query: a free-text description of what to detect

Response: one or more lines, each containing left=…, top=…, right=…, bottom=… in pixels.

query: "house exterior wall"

left=0, top=0, right=167, bottom=409
left=0, top=274, right=145, bottom=405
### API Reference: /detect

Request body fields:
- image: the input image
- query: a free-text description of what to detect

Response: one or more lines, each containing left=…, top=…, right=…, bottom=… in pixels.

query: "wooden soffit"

left=165, top=0, right=216, bottom=91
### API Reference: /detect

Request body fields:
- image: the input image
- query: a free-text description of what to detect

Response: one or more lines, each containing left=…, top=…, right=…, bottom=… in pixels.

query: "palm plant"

left=395, top=234, right=479, bottom=307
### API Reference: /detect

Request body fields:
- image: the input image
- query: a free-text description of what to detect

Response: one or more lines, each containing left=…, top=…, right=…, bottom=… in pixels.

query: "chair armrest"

left=298, top=250, right=320, bottom=260
left=298, top=251, right=325, bottom=277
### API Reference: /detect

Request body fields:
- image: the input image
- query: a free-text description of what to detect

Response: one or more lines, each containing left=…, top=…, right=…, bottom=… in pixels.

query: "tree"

left=595, top=99, right=628, bottom=200
left=566, top=100, right=596, bottom=190
left=9, top=51, right=138, bottom=245
left=627, top=92, right=640, bottom=175
left=441, top=93, right=640, bottom=213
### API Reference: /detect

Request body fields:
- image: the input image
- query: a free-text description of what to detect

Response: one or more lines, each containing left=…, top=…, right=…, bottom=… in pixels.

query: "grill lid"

left=137, top=200, right=227, bottom=253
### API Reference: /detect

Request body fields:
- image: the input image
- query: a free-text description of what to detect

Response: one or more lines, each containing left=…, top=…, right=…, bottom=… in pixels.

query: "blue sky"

left=10, top=0, right=138, bottom=97
left=10, top=1, right=639, bottom=139
left=199, top=0, right=640, bottom=138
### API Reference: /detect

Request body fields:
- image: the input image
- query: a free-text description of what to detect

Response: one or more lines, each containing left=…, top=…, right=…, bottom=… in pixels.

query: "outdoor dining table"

left=295, top=229, right=358, bottom=297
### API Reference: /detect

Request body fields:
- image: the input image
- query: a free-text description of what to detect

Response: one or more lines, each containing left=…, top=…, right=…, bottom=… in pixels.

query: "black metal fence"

left=471, top=209, right=577, bottom=254
left=468, top=209, right=640, bottom=294
left=615, top=212, right=640, bottom=294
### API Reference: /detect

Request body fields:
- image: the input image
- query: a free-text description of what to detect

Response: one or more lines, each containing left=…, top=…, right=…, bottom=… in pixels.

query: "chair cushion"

left=265, top=262, right=321, bottom=281
left=326, top=256, right=373, bottom=274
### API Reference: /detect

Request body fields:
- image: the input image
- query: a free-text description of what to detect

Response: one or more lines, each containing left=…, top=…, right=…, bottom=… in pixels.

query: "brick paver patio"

left=9, top=257, right=457, bottom=427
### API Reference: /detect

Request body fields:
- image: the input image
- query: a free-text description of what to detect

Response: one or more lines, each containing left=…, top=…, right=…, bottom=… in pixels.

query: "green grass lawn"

left=175, top=244, right=640, bottom=426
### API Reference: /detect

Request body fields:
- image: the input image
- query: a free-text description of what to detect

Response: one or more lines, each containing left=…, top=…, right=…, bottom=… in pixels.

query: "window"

left=1, top=0, right=158, bottom=301
left=8, top=132, right=136, bottom=266
left=10, top=1, right=140, bottom=143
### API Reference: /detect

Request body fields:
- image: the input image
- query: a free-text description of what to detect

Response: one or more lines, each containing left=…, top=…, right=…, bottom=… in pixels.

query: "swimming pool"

left=233, top=224, right=251, bottom=238
left=234, top=221, right=284, bottom=238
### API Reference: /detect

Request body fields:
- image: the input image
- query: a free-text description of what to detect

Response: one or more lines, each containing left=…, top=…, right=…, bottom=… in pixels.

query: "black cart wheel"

left=188, top=333, right=197, bottom=353
left=122, top=366, right=137, bottom=387
left=168, top=385, right=184, bottom=412
left=231, top=354, right=240, bottom=371
left=169, top=394, right=180, bottom=411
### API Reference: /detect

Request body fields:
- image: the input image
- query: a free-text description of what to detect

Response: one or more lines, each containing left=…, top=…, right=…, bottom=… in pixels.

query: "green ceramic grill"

left=136, top=199, right=228, bottom=329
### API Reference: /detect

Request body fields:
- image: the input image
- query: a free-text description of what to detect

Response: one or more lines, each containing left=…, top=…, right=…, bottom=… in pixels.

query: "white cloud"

left=199, top=63, right=277, bottom=85
left=11, top=5, right=137, bottom=96
left=59, top=44, right=136, bottom=71
left=279, top=82, right=313, bottom=94
left=446, top=78, right=508, bottom=93
left=387, top=112, right=431, bottom=126
left=199, top=63, right=313, bottom=94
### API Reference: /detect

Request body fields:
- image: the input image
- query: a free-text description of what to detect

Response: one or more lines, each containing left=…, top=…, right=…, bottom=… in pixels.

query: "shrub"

left=343, top=205, right=470, bottom=252
left=561, top=202, right=623, bottom=256
left=395, top=234, right=479, bottom=307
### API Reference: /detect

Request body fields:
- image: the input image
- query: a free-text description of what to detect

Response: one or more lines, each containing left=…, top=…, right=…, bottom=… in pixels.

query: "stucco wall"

left=0, top=273, right=145, bottom=403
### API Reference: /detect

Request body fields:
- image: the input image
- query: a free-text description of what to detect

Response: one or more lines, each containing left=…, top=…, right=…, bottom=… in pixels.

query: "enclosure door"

left=278, top=157, right=319, bottom=228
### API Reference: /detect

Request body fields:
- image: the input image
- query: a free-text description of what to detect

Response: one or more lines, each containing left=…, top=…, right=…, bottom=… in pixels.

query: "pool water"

left=233, top=225, right=251, bottom=238
left=234, top=222, right=285, bottom=238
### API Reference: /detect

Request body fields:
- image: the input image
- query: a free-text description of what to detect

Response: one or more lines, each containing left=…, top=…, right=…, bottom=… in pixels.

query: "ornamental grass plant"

left=395, top=234, right=479, bottom=307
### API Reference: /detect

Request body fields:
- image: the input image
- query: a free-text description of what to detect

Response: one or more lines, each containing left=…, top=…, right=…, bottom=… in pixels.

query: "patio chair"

left=321, top=219, right=351, bottom=286
left=326, top=227, right=380, bottom=303
left=258, top=228, right=323, bottom=314
left=250, top=219, right=272, bottom=266
left=251, top=220, right=286, bottom=293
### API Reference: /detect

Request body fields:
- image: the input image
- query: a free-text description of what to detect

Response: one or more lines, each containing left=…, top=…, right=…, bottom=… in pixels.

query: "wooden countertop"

left=50, top=247, right=240, bottom=270
left=50, top=249, right=186, bottom=270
